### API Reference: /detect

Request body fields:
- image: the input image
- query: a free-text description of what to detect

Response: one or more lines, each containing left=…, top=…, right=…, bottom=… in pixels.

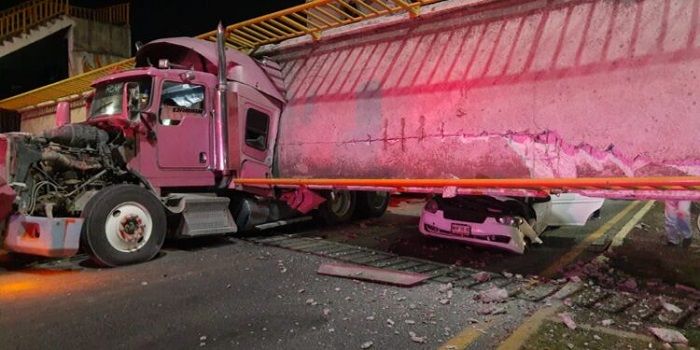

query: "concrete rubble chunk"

left=317, top=263, right=429, bottom=286
left=648, top=327, right=688, bottom=344
left=360, top=341, right=374, bottom=349
left=559, top=312, right=577, bottom=330
left=661, top=300, right=682, bottom=314
left=409, top=331, right=427, bottom=344
left=477, top=287, right=508, bottom=303
left=387, top=319, right=395, bottom=326
left=439, top=283, right=453, bottom=293
left=601, top=319, right=614, bottom=326
left=405, top=320, right=416, bottom=325
left=439, top=298, right=450, bottom=305
left=473, top=272, right=491, bottom=283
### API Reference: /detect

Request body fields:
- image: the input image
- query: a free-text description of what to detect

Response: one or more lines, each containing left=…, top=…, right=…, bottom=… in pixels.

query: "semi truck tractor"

left=0, top=27, right=392, bottom=266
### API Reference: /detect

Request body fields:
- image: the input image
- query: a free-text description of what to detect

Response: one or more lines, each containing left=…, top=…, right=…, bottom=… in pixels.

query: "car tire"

left=81, top=184, right=166, bottom=267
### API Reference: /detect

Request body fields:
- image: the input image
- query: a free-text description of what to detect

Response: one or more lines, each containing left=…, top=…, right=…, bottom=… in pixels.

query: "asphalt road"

left=1, top=199, right=681, bottom=349
left=0, top=237, right=540, bottom=350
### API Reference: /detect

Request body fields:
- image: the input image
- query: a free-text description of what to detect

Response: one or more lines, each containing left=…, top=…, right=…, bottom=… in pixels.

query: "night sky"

left=0, top=0, right=303, bottom=100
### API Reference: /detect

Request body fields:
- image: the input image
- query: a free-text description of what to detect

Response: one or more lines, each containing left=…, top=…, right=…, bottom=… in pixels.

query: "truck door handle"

left=199, top=152, right=208, bottom=164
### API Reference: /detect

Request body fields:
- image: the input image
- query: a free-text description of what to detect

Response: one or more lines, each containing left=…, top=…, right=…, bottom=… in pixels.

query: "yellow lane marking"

left=495, top=304, right=561, bottom=350
left=544, top=316, right=656, bottom=343
left=437, top=325, right=488, bottom=350
left=540, top=201, right=641, bottom=278
left=609, top=201, right=656, bottom=249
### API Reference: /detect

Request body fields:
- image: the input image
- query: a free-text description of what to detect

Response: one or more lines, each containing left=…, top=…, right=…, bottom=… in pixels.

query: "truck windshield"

left=89, top=77, right=152, bottom=119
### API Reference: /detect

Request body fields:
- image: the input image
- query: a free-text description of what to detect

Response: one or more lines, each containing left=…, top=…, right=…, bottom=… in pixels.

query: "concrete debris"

left=200, top=336, right=207, bottom=341
left=502, top=271, right=514, bottom=278
left=323, top=308, right=331, bottom=316
left=439, top=298, right=450, bottom=305
left=297, top=289, right=305, bottom=294
left=443, top=186, right=458, bottom=198
left=567, top=343, right=574, bottom=349
left=634, top=222, right=651, bottom=231
left=593, top=335, right=602, bottom=341
left=409, top=331, right=427, bottom=344
left=476, top=287, right=508, bottom=303
left=620, top=278, right=638, bottom=291
left=366, top=316, right=375, bottom=321
left=360, top=341, right=374, bottom=349
left=387, top=319, right=395, bottom=326
left=405, top=320, right=416, bottom=325
left=439, top=283, right=453, bottom=293
left=409, top=303, right=417, bottom=309
left=648, top=327, right=688, bottom=344
left=569, top=276, right=582, bottom=283
left=661, top=300, right=683, bottom=314
left=558, top=312, right=577, bottom=330
left=305, top=298, right=317, bottom=306
left=473, top=272, right=491, bottom=283
left=601, top=319, right=614, bottom=326
left=467, top=318, right=480, bottom=324
left=317, top=263, right=429, bottom=286
left=141, top=281, right=148, bottom=286
left=447, top=290, right=453, bottom=299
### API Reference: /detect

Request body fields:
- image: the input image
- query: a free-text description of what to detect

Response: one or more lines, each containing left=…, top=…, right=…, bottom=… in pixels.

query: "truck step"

left=177, top=194, right=237, bottom=237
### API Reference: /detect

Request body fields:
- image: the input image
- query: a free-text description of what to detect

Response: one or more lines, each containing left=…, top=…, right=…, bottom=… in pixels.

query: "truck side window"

left=245, top=109, right=269, bottom=151
left=159, top=82, right=205, bottom=126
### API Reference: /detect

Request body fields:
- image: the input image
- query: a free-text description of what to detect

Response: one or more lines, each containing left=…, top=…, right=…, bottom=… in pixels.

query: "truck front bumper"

left=3, top=215, right=83, bottom=258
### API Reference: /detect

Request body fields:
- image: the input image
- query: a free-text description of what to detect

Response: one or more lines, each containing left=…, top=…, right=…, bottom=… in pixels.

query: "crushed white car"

left=418, top=193, right=605, bottom=254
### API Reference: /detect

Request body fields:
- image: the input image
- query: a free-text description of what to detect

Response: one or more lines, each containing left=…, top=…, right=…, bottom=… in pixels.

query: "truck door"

left=238, top=94, right=279, bottom=184
left=156, top=81, right=211, bottom=169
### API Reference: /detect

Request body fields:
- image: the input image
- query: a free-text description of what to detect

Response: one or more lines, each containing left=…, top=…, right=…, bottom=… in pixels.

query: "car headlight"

left=497, top=216, right=523, bottom=226
left=424, top=199, right=439, bottom=214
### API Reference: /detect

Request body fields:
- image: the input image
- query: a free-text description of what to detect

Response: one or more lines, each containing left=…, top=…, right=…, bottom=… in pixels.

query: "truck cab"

left=0, top=33, right=390, bottom=267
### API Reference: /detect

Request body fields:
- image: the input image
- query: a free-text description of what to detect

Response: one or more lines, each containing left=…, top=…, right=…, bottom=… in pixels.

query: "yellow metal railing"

left=0, top=0, right=69, bottom=41
left=0, top=0, right=442, bottom=111
left=199, top=0, right=441, bottom=53
left=69, top=3, right=129, bottom=25
left=0, top=0, right=129, bottom=43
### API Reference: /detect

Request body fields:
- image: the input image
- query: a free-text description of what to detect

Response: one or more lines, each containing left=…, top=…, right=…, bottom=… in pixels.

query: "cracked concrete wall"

left=69, top=17, right=130, bottom=76
left=271, top=0, right=700, bottom=179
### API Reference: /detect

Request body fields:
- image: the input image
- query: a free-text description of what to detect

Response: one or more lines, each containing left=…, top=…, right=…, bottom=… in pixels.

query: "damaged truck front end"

left=0, top=124, right=136, bottom=257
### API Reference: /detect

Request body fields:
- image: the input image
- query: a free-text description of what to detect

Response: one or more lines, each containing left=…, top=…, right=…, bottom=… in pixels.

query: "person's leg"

left=677, top=200, right=693, bottom=247
left=664, top=201, right=682, bottom=245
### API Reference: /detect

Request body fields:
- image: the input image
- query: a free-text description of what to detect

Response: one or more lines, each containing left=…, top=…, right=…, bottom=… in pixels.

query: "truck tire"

left=81, top=184, right=166, bottom=267
left=316, top=190, right=356, bottom=225
left=354, top=191, right=390, bottom=219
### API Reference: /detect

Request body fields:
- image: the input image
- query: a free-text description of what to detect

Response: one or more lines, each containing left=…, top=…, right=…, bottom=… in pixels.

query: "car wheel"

left=81, top=184, right=166, bottom=267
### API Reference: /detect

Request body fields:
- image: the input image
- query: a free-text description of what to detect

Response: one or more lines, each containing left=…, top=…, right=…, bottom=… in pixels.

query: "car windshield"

left=89, top=77, right=152, bottom=119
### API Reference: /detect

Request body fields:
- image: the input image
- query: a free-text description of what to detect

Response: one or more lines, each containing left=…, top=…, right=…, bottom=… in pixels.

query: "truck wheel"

left=354, top=191, right=390, bottom=218
left=81, top=184, right=166, bottom=267
left=316, top=190, right=356, bottom=225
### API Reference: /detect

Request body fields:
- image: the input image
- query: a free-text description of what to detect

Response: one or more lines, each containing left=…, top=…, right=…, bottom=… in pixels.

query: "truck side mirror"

left=124, top=82, right=141, bottom=122
left=55, top=101, right=70, bottom=127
